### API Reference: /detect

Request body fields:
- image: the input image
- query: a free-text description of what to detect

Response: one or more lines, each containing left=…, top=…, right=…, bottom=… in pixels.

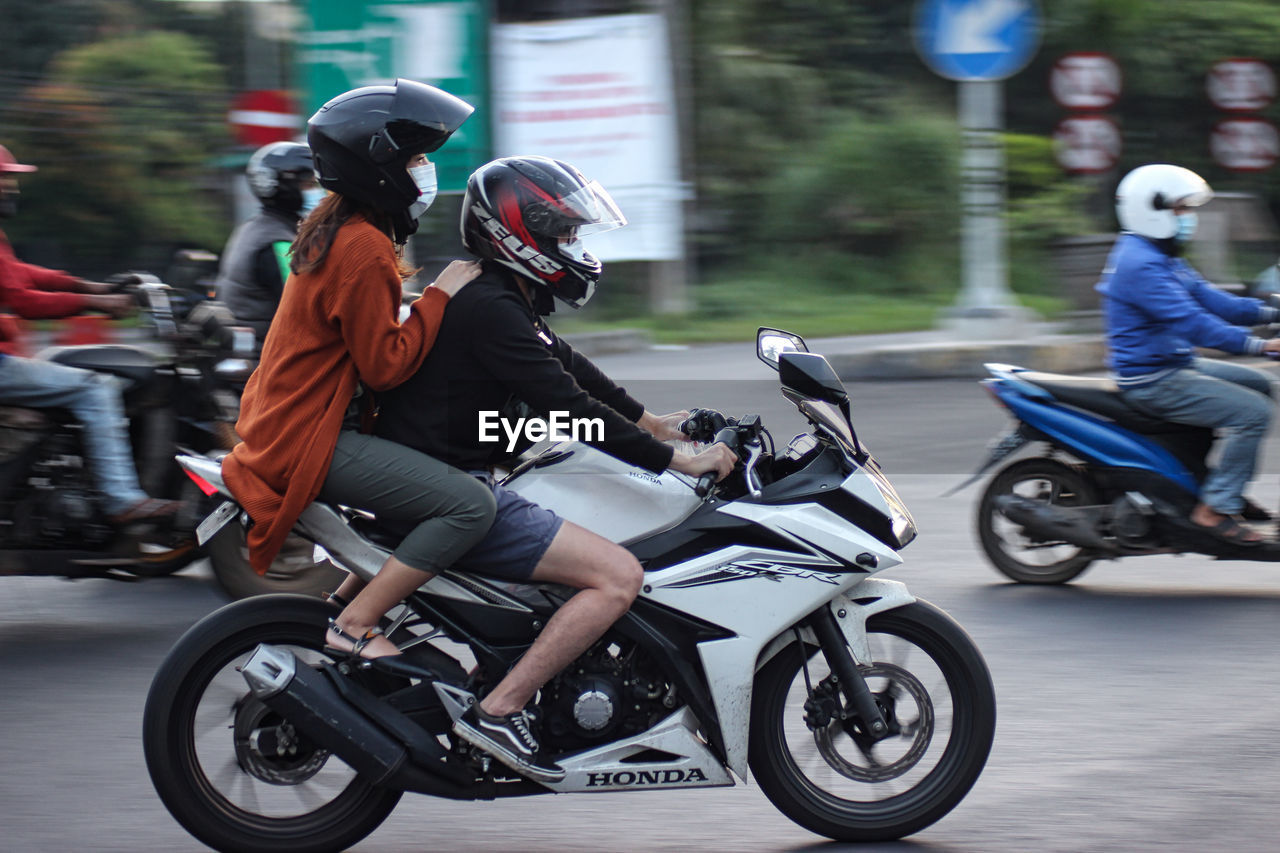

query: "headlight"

left=844, top=464, right=917, bottom=549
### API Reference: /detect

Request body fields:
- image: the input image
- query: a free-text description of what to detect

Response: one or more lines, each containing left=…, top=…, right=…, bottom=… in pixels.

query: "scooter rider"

left=216, top=141, right=320, bottom=341
left=359, top=156, right=736, bottom=782
left=1099, top=163, right=1280, bottom=546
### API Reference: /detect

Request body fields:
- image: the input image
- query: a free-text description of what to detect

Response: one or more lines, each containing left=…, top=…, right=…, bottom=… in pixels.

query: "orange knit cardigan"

left=222, top=218, right=449, bottom=575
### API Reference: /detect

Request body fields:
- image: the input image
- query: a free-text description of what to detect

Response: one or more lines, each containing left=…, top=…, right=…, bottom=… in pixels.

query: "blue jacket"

left=1096, top=233, right=1273, bottom=384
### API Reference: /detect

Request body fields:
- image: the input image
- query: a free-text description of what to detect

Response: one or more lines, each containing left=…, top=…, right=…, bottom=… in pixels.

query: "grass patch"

left=552, top=265, right=1065, bottom=344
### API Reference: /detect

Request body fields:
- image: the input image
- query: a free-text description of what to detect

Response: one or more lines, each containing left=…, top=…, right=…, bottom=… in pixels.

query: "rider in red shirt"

left=0, top=143, right=180, bottom=524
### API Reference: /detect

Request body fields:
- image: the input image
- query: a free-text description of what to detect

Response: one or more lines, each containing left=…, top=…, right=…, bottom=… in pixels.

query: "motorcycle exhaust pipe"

left=993, top=495, right=1113, bottom=551
left=241, top=644, right=409, bottom=786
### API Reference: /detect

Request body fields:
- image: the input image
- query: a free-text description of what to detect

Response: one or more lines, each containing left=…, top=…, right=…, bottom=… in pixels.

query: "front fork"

left=802, top=577, right=918, bottom=741
left=808, top=606, right=890, bottom=738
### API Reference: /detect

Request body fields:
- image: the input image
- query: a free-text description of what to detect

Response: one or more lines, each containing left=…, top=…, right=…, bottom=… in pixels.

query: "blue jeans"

left=1121, top=358, right=1274, bottom=515
left=0, top=354, right=147, bottom=515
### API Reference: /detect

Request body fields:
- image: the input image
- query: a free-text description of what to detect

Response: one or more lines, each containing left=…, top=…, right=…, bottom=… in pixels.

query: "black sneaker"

left=453, top=706, right=565, bottom=783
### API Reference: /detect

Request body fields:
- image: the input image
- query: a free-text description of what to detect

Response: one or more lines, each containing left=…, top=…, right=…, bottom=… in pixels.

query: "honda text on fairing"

left=142, top=329, right=995, bottom=852
left=965, top=360, right=1280, bottom=584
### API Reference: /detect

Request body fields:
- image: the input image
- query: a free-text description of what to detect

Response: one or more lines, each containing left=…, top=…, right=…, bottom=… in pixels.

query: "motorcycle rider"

left=1099, top=163, right=1280, bottom=546
left=344, top=156, right=737, bottom=782
left=220, top=81, right=496, bottom=662
left=0, top=143, right=183, bottom=525
left=216, top=141, right=321, bottom=341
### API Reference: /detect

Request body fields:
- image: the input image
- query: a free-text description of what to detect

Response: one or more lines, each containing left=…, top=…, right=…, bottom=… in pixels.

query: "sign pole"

left=943, top=80, right=1032, bottom=338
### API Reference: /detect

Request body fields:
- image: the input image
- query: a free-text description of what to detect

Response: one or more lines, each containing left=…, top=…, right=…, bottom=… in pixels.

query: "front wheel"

left=142, top=595, right=401, bottom=853
left=749, top=600, right=995, bottom=842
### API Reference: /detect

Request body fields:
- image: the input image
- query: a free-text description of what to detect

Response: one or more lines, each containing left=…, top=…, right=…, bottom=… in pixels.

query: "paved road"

left=6, top=351, right=1280, bottom=852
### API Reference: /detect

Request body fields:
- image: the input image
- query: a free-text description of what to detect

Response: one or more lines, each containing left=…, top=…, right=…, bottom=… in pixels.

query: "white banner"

left=492, top=14, right=684, bottom=261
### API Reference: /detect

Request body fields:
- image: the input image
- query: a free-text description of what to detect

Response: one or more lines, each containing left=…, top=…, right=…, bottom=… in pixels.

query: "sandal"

left=1192, top=515, right=1264, bottom=547
left=324, top=619, right=437, bottom=681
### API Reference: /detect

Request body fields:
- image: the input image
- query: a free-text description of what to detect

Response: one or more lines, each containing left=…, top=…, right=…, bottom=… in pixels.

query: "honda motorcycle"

left=968, top=361, right=1280, bottom=584
left=142, top=328, right=996, bottom=852
left=0, top=277, right=253, bottom=580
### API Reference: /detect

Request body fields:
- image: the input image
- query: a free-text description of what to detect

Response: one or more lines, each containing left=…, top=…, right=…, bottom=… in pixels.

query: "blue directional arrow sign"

left=914, top=0, right=1041, bottom=82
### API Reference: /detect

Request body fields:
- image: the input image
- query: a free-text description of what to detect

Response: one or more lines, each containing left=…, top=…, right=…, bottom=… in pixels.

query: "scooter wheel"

left=976, top=458, right=1098, bottom=584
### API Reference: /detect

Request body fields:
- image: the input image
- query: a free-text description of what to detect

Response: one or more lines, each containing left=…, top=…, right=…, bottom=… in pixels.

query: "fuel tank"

left=503, top=441, right=701, bottom=544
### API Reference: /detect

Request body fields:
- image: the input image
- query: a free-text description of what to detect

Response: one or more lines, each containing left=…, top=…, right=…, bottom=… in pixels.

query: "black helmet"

left=460, top=156, right=626, bottom=309
left=307, top=78, right=473, bottom=237
left=246, top=141, right=314, bottom=214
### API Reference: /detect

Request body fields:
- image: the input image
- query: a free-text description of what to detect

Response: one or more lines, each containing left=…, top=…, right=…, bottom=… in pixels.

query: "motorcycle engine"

left=5, top=426, right=113, bottom=548
left=542, top=642, right=674, bottom=751
left=1107, top=494, right=1155, bottom=549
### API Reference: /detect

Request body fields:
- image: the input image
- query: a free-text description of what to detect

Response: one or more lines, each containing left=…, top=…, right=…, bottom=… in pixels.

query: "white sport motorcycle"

left=142, top=329, right=995, bottom=852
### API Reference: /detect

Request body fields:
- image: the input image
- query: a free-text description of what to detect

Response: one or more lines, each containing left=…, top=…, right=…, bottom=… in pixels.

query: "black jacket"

left=374, top=262, right=675, bottom=473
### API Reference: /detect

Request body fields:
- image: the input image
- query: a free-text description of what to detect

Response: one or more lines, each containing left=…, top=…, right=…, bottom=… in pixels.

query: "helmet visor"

left=527, top=180, right=627, bottom=240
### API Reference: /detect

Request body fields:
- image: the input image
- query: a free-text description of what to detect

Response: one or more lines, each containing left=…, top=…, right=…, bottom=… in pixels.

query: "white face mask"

left=1175, top=211, right=1198, bottom=242
left=407, top=162, right=438, bottom=221
left=300, top=187, right=325, bottom=216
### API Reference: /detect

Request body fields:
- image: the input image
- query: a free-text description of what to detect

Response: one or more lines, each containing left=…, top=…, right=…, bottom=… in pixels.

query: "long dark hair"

left=290, top=193, right=415, bottom=278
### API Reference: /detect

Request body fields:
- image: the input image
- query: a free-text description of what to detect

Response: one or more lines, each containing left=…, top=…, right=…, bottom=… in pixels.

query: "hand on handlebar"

left=639, top=409, right=691, bottom=442
left=670, top=442, right=738, bottom=483
left=83, top=293, right=134, bottom=319
left=1261, top=338, right=1280, bottom=357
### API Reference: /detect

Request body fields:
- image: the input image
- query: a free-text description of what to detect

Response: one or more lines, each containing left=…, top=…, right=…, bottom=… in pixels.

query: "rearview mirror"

left=757, top=327, right=808, bottom=370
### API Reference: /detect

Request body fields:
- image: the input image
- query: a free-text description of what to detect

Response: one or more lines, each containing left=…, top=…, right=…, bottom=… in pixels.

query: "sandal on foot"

left=324, top=620, right=437, bottom=680
left=1193, top=515, right=1264, bottom=547
left=325, top=619, right=384, bottom=659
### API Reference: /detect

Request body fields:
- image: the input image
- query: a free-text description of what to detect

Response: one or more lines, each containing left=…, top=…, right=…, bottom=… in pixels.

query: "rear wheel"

left=977, top=457, right=1099, bottom=584
left=208, top=524, right=346, bottom=599
left=142, top=595, right=401, bottom=853
left=749, top=601, right=995, bottom=842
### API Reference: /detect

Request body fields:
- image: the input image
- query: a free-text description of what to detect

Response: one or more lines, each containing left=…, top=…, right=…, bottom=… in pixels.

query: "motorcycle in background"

left=143, top=328, right=996, bottom=852
left=0, top=275, right=252, bottom=580
left=966, top=360, right=1280, bottom=584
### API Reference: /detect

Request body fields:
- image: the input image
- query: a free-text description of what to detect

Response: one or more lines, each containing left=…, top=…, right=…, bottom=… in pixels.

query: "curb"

left=828, top=335, right=1108, bottom=381
left=559, top=328, right=655, bottom=358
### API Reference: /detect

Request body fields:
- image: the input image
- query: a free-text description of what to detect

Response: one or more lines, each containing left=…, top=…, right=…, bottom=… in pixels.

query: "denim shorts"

left=450, top=473, right=564, bottom=581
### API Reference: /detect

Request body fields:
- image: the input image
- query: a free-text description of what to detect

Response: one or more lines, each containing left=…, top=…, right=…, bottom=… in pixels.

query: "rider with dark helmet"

left=221, top=81, right=493, bottom=662
left=369, top=155, right=736, bottom=783
left=216, top=141, right=319, bottom=339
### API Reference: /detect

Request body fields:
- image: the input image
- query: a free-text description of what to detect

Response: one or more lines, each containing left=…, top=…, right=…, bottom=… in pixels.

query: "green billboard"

left=299, top=0, right=489, bottom=192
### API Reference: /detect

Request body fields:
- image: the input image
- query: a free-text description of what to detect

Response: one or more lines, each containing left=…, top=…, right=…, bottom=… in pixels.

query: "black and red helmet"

left=460, top=156, right=626, bottom=309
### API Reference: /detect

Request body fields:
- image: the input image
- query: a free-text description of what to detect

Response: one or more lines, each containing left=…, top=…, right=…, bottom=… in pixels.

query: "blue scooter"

left=962, top=362, right=1279, bottom=584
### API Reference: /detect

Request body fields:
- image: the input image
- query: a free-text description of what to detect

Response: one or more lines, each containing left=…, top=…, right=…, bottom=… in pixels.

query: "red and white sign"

left=1207, top=59, right=1275, bottom=112
left=1053, top=115, right=1121, bottom=174
left=1050, top=53, right=1121, bottom=110
left=228, top=90, right=300, bottom=148
left=1211, top=117, right=1280, bottom=172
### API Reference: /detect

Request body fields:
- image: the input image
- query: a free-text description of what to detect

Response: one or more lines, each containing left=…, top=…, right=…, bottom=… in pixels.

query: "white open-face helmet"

left=1115, top=164, right=1213, bottom=240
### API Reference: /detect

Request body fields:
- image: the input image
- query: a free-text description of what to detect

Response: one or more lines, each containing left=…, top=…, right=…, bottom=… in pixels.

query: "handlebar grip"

left=694, top=471, right=718, bottom=498
left=693, top=426, right=742, bottom=497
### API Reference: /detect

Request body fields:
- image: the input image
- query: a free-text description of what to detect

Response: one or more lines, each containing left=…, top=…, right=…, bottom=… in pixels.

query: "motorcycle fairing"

left=989, top=379, right=1200, bottom=495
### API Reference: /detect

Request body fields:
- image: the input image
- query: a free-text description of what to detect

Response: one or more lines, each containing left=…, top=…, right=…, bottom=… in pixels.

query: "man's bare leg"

left=478, top=521, right=643, bottom=717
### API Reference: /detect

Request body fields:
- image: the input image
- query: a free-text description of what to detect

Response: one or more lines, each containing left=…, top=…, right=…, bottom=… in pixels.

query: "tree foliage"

left=5, top=29, right=229, bottom=274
